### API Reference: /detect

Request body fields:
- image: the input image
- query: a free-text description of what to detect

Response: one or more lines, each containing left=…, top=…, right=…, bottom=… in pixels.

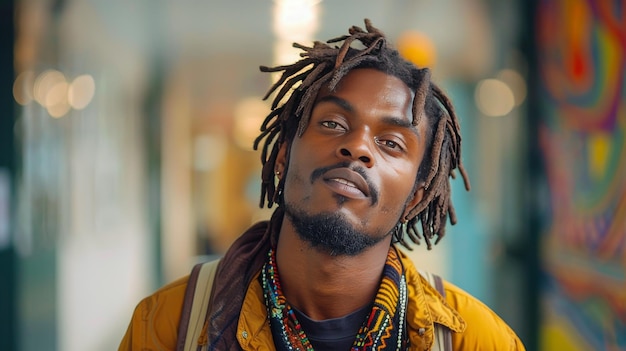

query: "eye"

left=321, top=121, right=344, bottom=130
left=375, top=137, right=404, bottom=151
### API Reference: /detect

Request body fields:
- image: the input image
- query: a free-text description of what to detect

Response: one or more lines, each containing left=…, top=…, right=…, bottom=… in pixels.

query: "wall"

left=536, top=0, right=626, bottom=349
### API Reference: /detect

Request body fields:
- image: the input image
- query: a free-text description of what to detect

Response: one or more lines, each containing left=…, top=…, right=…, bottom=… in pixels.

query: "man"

left=120, top=19, right=525, bottom=350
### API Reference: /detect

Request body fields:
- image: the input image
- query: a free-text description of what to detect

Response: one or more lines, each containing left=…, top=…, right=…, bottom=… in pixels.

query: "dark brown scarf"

left=201, top=208, right=283, bottom=350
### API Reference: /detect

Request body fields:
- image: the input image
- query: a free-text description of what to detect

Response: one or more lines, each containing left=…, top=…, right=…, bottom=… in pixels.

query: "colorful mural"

left=537, top=0, right=626, bottom=349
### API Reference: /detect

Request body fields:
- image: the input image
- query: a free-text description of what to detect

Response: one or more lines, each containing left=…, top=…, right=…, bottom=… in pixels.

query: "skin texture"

left=274, top=68, right=428, bottom=320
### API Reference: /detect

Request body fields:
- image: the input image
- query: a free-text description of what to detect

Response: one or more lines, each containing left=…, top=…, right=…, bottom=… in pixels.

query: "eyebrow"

left=317, top=95, right=354, bottom=113
left=316, top=95, right=420, bottom=137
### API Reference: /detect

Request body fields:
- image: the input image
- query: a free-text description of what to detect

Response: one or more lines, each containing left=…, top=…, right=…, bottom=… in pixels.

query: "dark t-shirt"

left=272, top=304, right=371, bottom=351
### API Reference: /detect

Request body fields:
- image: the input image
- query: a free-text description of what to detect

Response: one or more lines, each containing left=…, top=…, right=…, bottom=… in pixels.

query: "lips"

left=322, top=168, right=371, bottom=198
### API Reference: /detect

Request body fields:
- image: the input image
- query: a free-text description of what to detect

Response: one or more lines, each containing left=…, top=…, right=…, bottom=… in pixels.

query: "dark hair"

left=254, top=19, right=470, bottom=250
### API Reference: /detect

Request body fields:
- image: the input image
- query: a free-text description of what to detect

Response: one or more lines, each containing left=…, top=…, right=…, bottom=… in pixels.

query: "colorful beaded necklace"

left=261, top=247, right=409, bottom=350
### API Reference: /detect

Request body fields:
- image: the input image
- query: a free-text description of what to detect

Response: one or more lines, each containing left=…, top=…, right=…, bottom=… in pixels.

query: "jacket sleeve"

left=118, top=276, right=189, bottom=351
left=445, top=282, right=526, bottom=350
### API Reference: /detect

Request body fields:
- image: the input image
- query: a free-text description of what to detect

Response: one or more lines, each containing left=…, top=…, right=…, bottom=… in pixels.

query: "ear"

left=275, top=141, right=289, bottom=177
left=401, top=183, right=425, bottom=221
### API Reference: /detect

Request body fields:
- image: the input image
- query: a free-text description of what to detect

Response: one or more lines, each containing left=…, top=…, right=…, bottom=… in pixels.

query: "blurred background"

left=0, top=0, right=624, bottom=350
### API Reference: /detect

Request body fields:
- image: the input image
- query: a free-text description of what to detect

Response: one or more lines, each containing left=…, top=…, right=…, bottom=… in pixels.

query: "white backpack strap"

left=176, top=259, right=220, bottom=351
left=419, top=271, right=453, bottom=351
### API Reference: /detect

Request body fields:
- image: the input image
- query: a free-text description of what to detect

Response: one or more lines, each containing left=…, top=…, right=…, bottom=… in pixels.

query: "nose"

left=337, top=130, right=375, bottom=166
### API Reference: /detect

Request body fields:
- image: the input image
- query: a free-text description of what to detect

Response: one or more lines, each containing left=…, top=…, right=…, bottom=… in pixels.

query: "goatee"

left=284, top=204, right=390, bottom=256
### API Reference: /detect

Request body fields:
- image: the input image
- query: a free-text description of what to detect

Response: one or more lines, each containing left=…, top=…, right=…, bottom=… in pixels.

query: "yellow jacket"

left=119, top=250, right=525, bottom=350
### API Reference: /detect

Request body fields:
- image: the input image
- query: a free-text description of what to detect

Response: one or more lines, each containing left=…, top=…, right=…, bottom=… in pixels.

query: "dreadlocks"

left=253, top=19, right=470, bottom=250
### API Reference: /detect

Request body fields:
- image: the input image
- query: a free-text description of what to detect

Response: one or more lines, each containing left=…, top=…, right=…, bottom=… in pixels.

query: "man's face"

left=278, top=68, right=428, bottom=255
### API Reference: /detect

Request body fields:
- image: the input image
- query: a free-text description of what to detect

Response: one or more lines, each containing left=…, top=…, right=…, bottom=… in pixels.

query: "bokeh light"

left=497, top=69, right=527, bottom=106
left=273, top=0, right=320, bottom=43
left=34, top=69, right=66, bottom=106
left=13, top=70, right=35, bottom=105
left=68, top=74, right=96, bottom=110
left=397, top=30, right=437, bottom=68
left=475, top=78, right=515, bottom=117
left=46, top=80, right=70, bottom=118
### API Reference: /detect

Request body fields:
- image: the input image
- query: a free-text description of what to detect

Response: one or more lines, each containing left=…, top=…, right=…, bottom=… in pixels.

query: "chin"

left=284, top=202, right=390, bottom=256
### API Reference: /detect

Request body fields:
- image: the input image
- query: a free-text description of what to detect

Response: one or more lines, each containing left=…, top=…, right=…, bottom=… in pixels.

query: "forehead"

left=320, top=68, right=412, bottom=99
left=314, top=68, right=419, bottom=127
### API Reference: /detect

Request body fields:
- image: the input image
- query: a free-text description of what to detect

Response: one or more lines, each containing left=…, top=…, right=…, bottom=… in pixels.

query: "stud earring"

left=275, top=170, right=281, bottom=176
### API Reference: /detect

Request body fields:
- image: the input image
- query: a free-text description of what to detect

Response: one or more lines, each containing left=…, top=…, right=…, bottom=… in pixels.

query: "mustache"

left=310, top=162, right=379, bottom=205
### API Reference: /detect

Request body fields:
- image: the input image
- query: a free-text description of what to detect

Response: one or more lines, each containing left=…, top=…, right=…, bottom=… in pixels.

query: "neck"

left=274, top=219, right=392, bottom=320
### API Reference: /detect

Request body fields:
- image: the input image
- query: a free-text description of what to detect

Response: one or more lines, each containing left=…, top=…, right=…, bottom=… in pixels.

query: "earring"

left=275, top=170, right=281, bottom=176
left=393, top=222, right=403, bottom=239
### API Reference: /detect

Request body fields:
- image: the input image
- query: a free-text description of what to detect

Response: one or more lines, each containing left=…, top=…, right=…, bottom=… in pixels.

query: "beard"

left=284, top=203, right=392, bottom=256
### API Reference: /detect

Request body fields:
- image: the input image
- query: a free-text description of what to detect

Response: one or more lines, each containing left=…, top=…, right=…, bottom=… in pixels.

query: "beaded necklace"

left=261, top=247, right=409, bottom=351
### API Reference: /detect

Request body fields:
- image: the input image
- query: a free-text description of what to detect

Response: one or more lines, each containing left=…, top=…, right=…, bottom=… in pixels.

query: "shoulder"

left=119, top=276, right=189, bottom=350
left=442, top=280, right=526, bottom=350
left=397, top=249, right=525, bottom=350
left=142, top=275, right=189, bottom=317
left=134, top=275, right=189, bottom=325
